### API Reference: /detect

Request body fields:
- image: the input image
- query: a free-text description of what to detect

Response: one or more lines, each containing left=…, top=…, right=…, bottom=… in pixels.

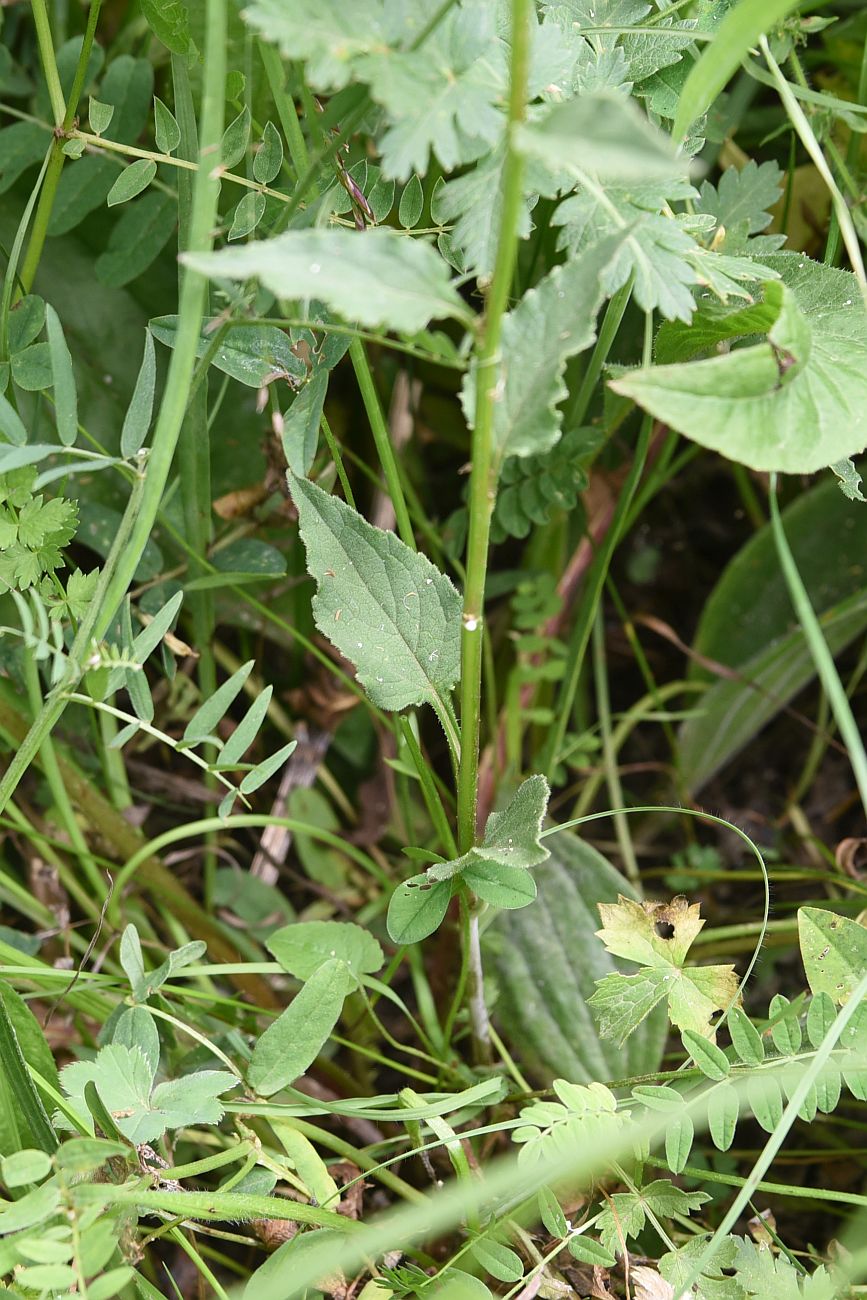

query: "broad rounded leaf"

left=799, top=907, right=867, bottom=1005
left=612, top=257, right=867, bottom=473
left=387, top=875, right=452, bottom=944
left=267, top=920, right=384, bottom=981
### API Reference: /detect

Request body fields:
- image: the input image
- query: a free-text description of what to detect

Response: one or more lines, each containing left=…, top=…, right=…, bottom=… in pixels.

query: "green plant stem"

left=349, top=337, right=416, bottom=549
left=320, top=412, right=356, bottom=507
left=568, top=277, right=633, bottom=427
left=591, top=609, right=640, bottom=890
left=0, top=4, right=226, bottom=817
left=19, top=0, right=102, bottom=294
left=399, top=716, right=457, bottom=856
left=173, top=51, right=219, bottom=906
left=769, top=475, right=867, bottom=823
left=761, top=36, right=867, bottom=304
left=542, top=417, right=652, bottom=780
left=826, top=33, right=867, bottom=264
left=29, top=0, right=64, bottom=125
left=258, top=42, right=308, bottom=180
left=22, top=656, right=104, bottom=898
left=456, top=0, right=531, bottom=853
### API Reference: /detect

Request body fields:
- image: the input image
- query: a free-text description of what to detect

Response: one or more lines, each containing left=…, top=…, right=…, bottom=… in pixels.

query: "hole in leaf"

left=655, top=921, right=676, bottom=940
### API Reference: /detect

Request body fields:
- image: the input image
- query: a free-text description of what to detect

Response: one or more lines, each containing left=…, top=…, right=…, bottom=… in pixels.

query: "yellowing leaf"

left=589, top=895, right=739, bottom=1042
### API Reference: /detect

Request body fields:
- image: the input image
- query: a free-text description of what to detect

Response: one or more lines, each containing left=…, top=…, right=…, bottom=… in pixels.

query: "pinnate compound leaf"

left=184, top=660, right=253, bottom=744
left=267, top=920, right=384, bottom=982
left=799, top=906, right=867, bottom=1005
left=707, top=1082, right=739, bottom=1152
left=289, top=473, right=461, bottom=712
left=567, top=1236, right=617, bottom=1268
left=227, top=192, right=266, bottom=241
left=612, top=256, right=867, bottom=473
left=96, top=191, right=177, bottom=288
left=728, top=1005, right=764, bottom=1064
left=184, top=228, right=471, bottom=334
left=221, top=107, right=250, bottom=169
left=461, top=232, right=626, bottom=467
left=107, top=159, right=157, bottom=207
left=589, top=895, right=739, bottom=1042
left=88, top=97, right=114, bottom=136
left=682, top=1028, right=730, bottom=1080
left=248, top=957, right=354, bottom=1095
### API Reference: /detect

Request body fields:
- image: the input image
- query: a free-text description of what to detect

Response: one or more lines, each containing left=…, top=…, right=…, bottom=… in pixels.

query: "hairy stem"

left=456, top=0, right=531, bottom=853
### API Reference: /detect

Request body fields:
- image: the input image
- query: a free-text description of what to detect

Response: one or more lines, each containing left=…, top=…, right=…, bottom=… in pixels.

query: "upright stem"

left=456, top=0, right=530, bottom=854
left=0, top=0, right=227, bottom=818
left=350, top=338, right=416, bottom=549
left=19, top=0, right=103, bottom=294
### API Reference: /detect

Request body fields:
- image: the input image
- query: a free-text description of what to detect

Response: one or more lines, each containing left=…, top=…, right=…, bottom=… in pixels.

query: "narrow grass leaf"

left=672, top=0, right=807, bottom=143
left=120, top=329, right=157, bottom=457
left=44, top=305, right=77, bottom=446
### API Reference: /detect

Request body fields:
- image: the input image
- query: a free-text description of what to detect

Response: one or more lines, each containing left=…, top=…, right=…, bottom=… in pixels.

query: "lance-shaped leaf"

left=588, top=895, right=740, bottom=1043
left=183, top=228, right=472, bottom=334
left=611, top=255, right=867, bottom=474
left=461, top=232, right=626, bottom=468
left=289, top=474, right=461, bottom=712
